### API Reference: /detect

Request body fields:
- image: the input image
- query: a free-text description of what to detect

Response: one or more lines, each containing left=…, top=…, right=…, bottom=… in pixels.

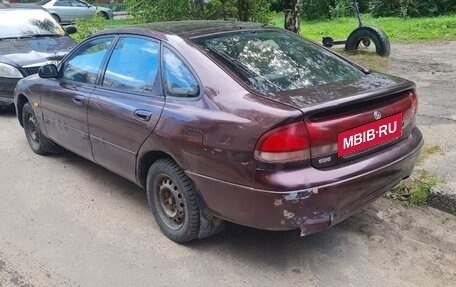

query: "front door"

left=71, top=0, right=93, bottom=19
left=88, top=36, right=164, bottom=182
left=41, top=36, right=115, bottom=160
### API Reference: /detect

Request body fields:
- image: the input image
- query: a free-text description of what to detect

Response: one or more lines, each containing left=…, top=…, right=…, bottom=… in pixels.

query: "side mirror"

left=64, top=25, right=77, bottom=35
left=38, top=64, right=59, bottom=79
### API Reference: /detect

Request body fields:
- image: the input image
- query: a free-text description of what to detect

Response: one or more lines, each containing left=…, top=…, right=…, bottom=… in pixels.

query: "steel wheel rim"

left=26, top=113, right=40, bottom=146
left=156, top=174, right=185, bottom=229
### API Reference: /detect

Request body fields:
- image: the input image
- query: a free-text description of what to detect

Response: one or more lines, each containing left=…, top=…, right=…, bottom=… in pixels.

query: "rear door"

left=41, top=35, right=115, bottom=160
left=51, top=0, right=74, bottom=22
left=87, top=36, right=164, bottom=182
left=71, top=0, right=93, bottom=19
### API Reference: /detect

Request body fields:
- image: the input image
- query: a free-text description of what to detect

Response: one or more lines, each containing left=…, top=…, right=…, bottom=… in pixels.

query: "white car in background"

left=39, top=0, right=113, bottom=23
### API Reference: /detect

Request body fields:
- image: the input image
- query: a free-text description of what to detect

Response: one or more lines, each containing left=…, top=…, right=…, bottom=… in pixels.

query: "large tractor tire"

left=345, top=26, right=391, bottom=56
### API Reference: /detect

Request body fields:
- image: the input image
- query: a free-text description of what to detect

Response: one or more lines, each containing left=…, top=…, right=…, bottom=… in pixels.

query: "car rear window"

left=194, top=30, right=363, bottom=94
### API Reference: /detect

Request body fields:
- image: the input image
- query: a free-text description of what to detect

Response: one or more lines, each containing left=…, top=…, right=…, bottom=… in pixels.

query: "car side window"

left=102, top=37, right=160, bottom=94
left=54, top=0, right=72, bottom=7
left=72, top=0, right=87, bottom=7
left=163, top=47, right=199, bottom=98
left=61, top=37, right=113, bottom=85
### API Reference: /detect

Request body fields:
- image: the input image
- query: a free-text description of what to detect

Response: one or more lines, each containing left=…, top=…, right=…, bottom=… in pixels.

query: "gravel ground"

left=388, top=41, right=456, bottom=211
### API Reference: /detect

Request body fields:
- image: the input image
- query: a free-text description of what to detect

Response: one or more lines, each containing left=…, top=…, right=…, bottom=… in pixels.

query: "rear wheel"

left=22, top=103, right=62, bottom=155
left=345, top=26, right=391, bottom=56
left=147, top=159, right=200, bottom=243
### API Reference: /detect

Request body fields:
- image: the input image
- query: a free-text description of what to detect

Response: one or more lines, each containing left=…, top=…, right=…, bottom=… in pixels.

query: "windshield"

left=0, top=9, right=65, bottom=39
left=195, top=30, right=364, bottom=94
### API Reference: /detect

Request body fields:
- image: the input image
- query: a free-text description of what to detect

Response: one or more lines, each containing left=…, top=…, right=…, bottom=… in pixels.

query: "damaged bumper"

left=187, top=128, right=423, bottom=236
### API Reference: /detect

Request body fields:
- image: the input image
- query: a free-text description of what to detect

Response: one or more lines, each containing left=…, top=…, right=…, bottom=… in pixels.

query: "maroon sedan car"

left=14, top=21, right=423, bottom=243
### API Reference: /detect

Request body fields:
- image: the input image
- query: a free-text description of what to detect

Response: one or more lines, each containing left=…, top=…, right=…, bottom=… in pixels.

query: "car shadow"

left=49, top=151, right=148, bottom=206
left=47, top=149, right=373, bottom=271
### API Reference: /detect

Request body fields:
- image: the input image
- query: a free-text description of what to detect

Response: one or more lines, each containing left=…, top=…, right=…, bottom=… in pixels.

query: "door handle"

left=134, top=110, right=152, bottom=122
left=73, top=95, right=85, bottom=105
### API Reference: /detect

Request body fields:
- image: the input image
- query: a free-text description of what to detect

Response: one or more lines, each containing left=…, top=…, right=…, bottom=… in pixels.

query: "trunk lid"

left=266, top=73, right=417, bottom=168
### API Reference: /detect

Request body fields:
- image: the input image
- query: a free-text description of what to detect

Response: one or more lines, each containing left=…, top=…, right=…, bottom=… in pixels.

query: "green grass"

left=271, top=13, right=456, bottom=42
left=417, top=145, right=444, bottom=164
left=387, top=170, right=441, bottom=206
left=386, top=145, right=444, bottom=206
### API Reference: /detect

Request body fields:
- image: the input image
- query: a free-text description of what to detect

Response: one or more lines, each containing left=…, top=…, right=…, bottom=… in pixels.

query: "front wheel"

left=345, top=26, right=391, bottom=56
left=22, top=103, right=62, bottom=155
left=147, top=159, right=201, bottom=243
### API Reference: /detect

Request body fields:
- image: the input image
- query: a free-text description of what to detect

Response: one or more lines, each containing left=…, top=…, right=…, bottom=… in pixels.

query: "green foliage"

left=329, top=0, right=354, bottom=19
left=386, top=170, right=440, bottom=206
left=250, top=0, right=274, bottom=23
left=301, top=0, right=330, bottom=20
left=299, top=0, right=456, bottom=19
left=125, top=0, right=272, bottom=23
left=72, top=15, right=106, bottom=43
left=126, top=0, right=198, bottom=22
left=369, top=0, right=456, bottom=18
left=204, top=0, right=238, bottom=20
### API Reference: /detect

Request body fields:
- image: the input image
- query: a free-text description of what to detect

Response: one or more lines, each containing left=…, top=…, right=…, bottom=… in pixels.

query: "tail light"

left=255, top=121, right=310, bottom=163
left=304, top=89, right=418, bottom=168
left=403, top=90, right=418, bottom=129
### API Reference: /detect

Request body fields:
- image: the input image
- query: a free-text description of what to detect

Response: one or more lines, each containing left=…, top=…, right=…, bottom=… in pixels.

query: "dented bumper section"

left=187, top=128, right=423, bottom=236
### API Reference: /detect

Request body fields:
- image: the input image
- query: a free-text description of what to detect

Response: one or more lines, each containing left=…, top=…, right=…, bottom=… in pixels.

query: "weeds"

left=417, top=145, right=444, bottom=165
left=387, top=170, right=441, bottom=205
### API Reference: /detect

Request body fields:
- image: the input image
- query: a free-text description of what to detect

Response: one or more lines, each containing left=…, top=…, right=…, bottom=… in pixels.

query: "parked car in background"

left=0, top=3, right=77, bottom=109
left=39, top=0, right=114, bottom=23
left=14, top=21, right=423, bottom=243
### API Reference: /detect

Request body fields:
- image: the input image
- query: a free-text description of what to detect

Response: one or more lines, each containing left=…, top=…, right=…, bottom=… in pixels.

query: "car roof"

left=0, top=3, right=43, bottom=9
left=95, top=20, right=278, bottom=40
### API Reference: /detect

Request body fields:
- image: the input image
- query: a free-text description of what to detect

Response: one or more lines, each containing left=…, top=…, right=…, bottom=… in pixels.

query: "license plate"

left=338, top=113, right=403, bottom=157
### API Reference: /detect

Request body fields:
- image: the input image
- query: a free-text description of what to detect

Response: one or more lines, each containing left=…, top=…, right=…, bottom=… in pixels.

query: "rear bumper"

left=187, top=128, right=423, bottom=235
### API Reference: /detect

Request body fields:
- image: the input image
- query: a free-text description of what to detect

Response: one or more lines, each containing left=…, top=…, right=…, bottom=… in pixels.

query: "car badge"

left=374, top=111, right=382, bottom=120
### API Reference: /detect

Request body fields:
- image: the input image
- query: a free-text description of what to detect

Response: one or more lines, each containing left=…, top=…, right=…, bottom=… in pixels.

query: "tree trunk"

left=284, top=0, right=300, bottom=34
left=237, top=0, right=250, bottom=21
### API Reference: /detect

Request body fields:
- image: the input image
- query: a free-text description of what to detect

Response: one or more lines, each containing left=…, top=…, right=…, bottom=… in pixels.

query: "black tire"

left=345, top=26, right=391, bottom=56
left=322, top=37, right=334, bottom=48
left=51, top=13, right=61, bottom=23
left=147, top=159, right=200, bottom=243
left=22, top=103, right=63, bottom=155
left=99, top=11, right=109, bottom=20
